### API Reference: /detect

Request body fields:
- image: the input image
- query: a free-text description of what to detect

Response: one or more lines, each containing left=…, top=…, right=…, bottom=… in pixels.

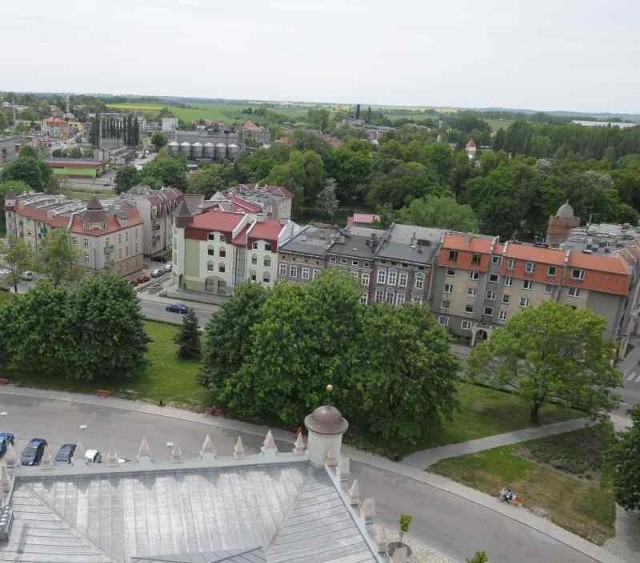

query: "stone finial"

left=137, top=438, right=153, bottom=460
left=3, top=443, right=18, bottom=470
left=348, top=479, right=361, bottom=505
left=292, top=432, right=306, bottom=455
left=390, top=546, right=408, bottom=563
left=261, top=430, right=277, bottom=454
left=373, top=525, right=388, bottom=554
left=233, top=436, right=245, bottom=460
left=361, top=498, right=376, bottom=524
left=325, top=447, right=338, bottom=467
left=105, top=449, right=119, bottom=467
left=73, top=443, right=86, bottom=464
left=200, top=434, right=217, bottom=457
left=0, top=465, right=10, bottom=493
left=170, top=443, right=183, bottom=463
left=337, top=457, right=350, bottom=481
left=41, top=445, right=53, bottom=469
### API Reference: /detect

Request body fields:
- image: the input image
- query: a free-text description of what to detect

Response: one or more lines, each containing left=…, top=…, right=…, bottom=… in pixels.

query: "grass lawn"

left=346, top=383, right=580, bottom=459
left=430, top=426, right=615, bottom=545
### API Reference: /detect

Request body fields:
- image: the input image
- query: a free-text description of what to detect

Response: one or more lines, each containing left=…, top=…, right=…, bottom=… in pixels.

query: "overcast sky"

left=2, top=0, right=638, bottom=113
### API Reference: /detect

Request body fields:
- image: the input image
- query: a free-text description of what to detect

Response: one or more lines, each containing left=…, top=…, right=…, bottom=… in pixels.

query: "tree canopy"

left=608, top=405, right=640, bottom=511
left=394, top=194, right=479, bottom=232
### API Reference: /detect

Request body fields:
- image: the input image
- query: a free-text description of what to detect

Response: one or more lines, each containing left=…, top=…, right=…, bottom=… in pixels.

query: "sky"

left=2, top=0, right=639, bottom=113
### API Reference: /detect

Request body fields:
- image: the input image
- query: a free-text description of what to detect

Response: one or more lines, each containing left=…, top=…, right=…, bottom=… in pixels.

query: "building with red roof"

left=207, top=184, right=292, bottom=221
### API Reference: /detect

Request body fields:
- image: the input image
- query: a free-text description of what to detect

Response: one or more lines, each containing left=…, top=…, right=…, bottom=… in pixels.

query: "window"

left=525, top=261, right=535, bottom=273
left=395, top=294, right=405, bottom=306
left=118, top=234, right=122, bottom=244
left=83, top=253, right=90, bottom=263
left=486, top=290, right=496, bottom=300
left=544, top=284, right=553, bottom=294
left=502, top=294, right=511, bottom=304
left=444, top=283, right=454, bottom=294
left=301, top=267, right=310, bottom=280
left=461, top=320, right=473, bottom=331
left=388, top=269, right=398, bottom=285
left=446, top=268, right=455, bottom=277
left=135, top=229, right=139, bottom=239
left=385, top=291, right=394, bottom=304
left=468, top=271, right=479, bottom=281
left=398, top=272, right=408, bottom=287
left=208, top=248, right=215, bottom=256
left=263, top=257, right=271, bottom=267
left=464, top=304, right=474, bottom=314
left=328, top=256, right=336, bottom=263
left=250, top=270, right=257, bottom=282
left=207, top=261, right=214, bottom=271
left=519, top=296, right=530, bottom=307
left=251, top=255, right=257, bottom=265
left=251, top=241, right=258, bottom=250
left=219, top=234, right=226, bottom=243
left=471, top=253, right=481, bottom=265
left=523, top=280, right=533, bottom=290
left=263, top=272, right=271, bottom=283
left=448, top=250, right=458, bottom=261
left=412, top=296, right=423, bottom=304
left=208, top=233, right=216, bottom=241
left=483, top=306, right=494, bottom=316
left=279, top=264, right=287, bottom=276
left=377, top=268, right=387, bottom=284
left=467, top=287, right=477, bottom=297
left=438, top=315, right=449, bottom=326
left=72, top=237, right=78, bottom=245
left=375, top=289, right=384, bottom=302
left=499, top=311, right=508, bottom=322
left=125, top=232, right=129, bottom=242
left=568, top=287, right=581, bottom=298
left=351, top=271, right=359, bottom=279
left=289, top=265, right=298, bottom=278
left=264, top=243, right=272, bottom=252
left=547, top=266, right=556, bottom=276
left=492, top=256, right=502, bottom=265
left=313, top=269, right=321, bottom=279
left=135, top=243, right=138, bottom=253
left=363, top=262, right=370, bottom=267
left=415, top=273, right=425, bottom=289
left=219, top=249, right=226, bottom=258
left=351, top=260, right=359, bottom=266
left=441, top=300, right=450, bottom=309
left=360, top=293, right=369, bottom=305
left=118, top=249, right=122, bottom=259
left=508, top=258, right=516, bottom=270
left=571, top=269, right=585, bottom=280
left=218, top=263, right=226, bottom=273
left=340, top=258, right=348, bottom=265
left=362, top=272, right=370, bottom=286
left=504, top=276, right=513, bottom=286
left=488, top=273, right=499, bottom=283
left=83, top=238, right=88, bottom=248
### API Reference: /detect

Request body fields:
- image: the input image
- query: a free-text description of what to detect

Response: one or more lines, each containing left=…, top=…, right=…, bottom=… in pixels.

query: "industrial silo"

left=191, top=141, right=203, bottom=159
left=204, top=142, right=215, bottom=159
left=227, top=143, right=239, bottom=160
left=168, top=141, right=179, bottom=156
left=179, top=141, right=191, bottom=159
left=215, top=143, right=227, bottom=160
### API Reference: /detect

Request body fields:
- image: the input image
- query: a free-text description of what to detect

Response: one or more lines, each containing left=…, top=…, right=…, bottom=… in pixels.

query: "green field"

left=106, top=103, right=166, bottom=112
left=484, top=118, right=513, bottom=132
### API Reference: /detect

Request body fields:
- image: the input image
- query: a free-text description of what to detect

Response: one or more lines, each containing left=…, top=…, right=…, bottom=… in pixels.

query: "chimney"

left=304, top=396, right=349, bottom=467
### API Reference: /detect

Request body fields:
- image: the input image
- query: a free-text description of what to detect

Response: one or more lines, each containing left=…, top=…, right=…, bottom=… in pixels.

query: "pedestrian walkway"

left=402, top=417, right=589, bottom=469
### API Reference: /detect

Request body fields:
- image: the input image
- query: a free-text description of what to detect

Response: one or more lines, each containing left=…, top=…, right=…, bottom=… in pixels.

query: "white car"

left=21, top=271, right=35, bottom=281
left=163, top=263, right=172, bottom=272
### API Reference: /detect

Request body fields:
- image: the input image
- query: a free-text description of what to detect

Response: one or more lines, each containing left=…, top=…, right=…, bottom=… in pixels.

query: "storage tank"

left=204, top=142, right=215, bottom=159
left=179, top=142, right=191, bottom=159
left=215, top=143, right=227, bottom=160
left=227, top=143, right=239, bottom=160
left=168, top=141, right=179, bottom=156
left=191, top=142, right=203, bottom=159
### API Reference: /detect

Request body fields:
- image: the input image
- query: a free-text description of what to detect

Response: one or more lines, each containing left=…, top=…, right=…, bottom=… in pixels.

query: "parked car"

left=136, top=275, right=150, bottom=284
left=165, top=303, right=189, bottom=314
left=150, top=269, right=163, bottom=278
left=55, top=443, right=77, bottom=464
left=0, top=432, right=15, bottom=457
left=21, top=271, right=35, bottom=281
left=20, top=438, right=47, bottom=466
left=84, top=449, right=102, bottom=464
left=163, top=263, right=172, bottom=272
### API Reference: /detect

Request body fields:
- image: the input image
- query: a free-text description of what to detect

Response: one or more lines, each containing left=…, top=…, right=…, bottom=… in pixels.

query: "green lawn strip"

left=430, top=427, right=615, bottom=545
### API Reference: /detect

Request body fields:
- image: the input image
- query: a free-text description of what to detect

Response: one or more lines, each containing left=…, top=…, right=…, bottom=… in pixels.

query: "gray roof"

left=2, top=463, right=376, bottom=563
left=328, top=233, right=377, bottom=260
left=279, top=226, right=340, bottom=258
left=375, top=224, right=445, bottom=265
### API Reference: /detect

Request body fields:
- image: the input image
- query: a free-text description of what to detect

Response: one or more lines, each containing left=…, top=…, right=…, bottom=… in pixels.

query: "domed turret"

left=304, top=397, right=349, bottom=467
left=556, top=200, right=574, bottom=219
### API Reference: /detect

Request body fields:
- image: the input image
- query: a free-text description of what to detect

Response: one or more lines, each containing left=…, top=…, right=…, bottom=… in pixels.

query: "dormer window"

left=571, top=268, right=585, bottom=280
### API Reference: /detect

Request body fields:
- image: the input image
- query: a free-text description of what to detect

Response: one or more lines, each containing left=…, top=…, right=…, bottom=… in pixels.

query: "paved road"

left=139, top=295, right=216, bottom=325
left=1, top=391, right=611, bottom=563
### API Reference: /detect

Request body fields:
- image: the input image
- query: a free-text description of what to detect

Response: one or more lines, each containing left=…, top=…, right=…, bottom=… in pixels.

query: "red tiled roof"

left=441, top=233, right=495, bottom=253
left=348, top=213, right=379, bottom=225
left=70, top=206, right=143, bottom=236
left=191, top=210, right=246, bottom=232
left=568, top=252, right=629, bottom=275
left=503, top=243, right=566, bottom=266
left=232, top=195, right=262, bottom=213
left=249, top=219, right=282, bottom=241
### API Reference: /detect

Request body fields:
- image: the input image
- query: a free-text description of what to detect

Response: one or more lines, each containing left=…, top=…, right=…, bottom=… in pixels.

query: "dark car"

left=55, top=443, right=77, bottom=464
left=20, top=438, right=48, bottom=466
left=0, top=432, right=15, bottom=457
left=166, top=303, right=189, bottom=314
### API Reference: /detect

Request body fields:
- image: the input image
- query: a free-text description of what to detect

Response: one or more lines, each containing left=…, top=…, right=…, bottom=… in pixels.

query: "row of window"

left=438, top=312, right=508, bottom=328
left=443, top=285, right=581, bottom=308
left=446, top=259, right=585, bottom=281
left=279, top=264, right=322, bottom=280
left=207, top=232, right=273, bottom=252
left=447, top=277, right=584, bottom=294
left=328, top=256, right=370, bottom=267
left=377, top=268, right=425, bottom=289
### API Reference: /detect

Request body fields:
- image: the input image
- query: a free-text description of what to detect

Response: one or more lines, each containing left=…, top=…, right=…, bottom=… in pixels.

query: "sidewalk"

left=402, top=417, right=589, bottom=469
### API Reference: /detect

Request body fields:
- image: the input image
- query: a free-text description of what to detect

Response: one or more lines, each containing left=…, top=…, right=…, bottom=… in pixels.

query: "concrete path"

left=402, top=417, right=589, bottom=469
left=606, top=506, right=640, bottom=563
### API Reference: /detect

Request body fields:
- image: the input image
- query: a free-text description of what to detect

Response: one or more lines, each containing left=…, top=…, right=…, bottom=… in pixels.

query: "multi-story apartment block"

left=172, top=205, right=298, bottom=296
left=120, top=186, right=183, bottom=258
left=5, top=192, right=144, bottom=275
left=278, top=225, right=337, bottom=285
left=432, top=232, right=633, bottom=347
left=208, top=184, right=293, bottom=221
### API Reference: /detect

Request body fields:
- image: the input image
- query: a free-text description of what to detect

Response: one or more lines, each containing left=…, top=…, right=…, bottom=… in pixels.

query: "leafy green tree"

left=330, top=144, right=372, bottom=203
left=150, top=131, right=168, bottom=152
left=0, top=112, right=8, bottom=132
left=316, top=178, right=339, bottom=217
left=0, top=281, right=71, bottom=376
left=467, top=551, right=489, bottom=563
left=36, top=229, right=82, bottom=287
left=0, top=180, right=29, bottom=233
left=139, top=154, right=187, bottom=189
left=200, top=283, right=268, bottom=390
left=467, top=302, right=622, bottom=424
left=395, top=194, right=478, bottom=232
left=368, top=161, right=446, bottom=209
left=307, top=108, right=331, bottom=132
left=236, top=143, right=293, bottom=182
left=187, top=163, right=235, bottom=198
left=0, top=235, right=33, bottom=292
left=175, top=308, right=201, bottom=359
left=68, top=274, right=149, bottom=381
left=609, top=405, right=640, bottom=511
left=114, top=165, right=139, bottom=194
left=352, top=304, right=459, bottom=443
left=267, top=149, right=325, bottom=212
